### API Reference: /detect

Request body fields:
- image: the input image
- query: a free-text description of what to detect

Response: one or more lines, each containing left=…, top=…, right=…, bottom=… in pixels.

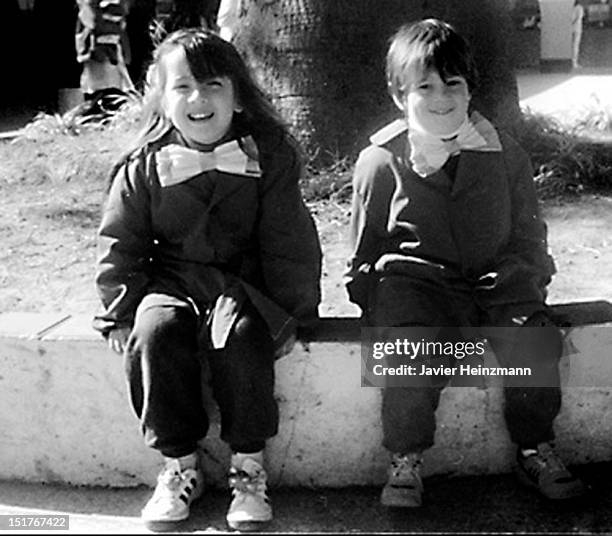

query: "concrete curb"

left=1, top=302, right=612, bottom=488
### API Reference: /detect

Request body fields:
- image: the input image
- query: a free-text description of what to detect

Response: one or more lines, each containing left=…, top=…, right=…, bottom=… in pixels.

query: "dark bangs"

left=181, top=33, right=242, bottom=82
left=419, top=32, right=477, bottom=89
left=157, top=28, right=287, bottom=140
left=387, top=19, right=478, bottom=97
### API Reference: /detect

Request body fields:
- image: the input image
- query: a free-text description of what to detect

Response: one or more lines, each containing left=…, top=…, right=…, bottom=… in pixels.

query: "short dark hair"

left=386, top=18, right=478, bottom=101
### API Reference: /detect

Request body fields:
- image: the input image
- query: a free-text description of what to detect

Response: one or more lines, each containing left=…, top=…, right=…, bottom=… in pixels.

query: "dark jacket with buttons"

left=93, top=127, right=322, bottom=351
left=344, top=116, right=555, bottom=322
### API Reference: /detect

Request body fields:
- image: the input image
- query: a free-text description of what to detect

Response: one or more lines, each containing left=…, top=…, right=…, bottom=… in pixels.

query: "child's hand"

left=107, top=327, right=131, bottom=355
left=275, top=333, right=297, bottom=359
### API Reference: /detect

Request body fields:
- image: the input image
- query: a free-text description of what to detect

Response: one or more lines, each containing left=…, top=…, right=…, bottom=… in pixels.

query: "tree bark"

left=234, top=0, right=521, bottom=163
left=234, top=0, right=422, bottom=163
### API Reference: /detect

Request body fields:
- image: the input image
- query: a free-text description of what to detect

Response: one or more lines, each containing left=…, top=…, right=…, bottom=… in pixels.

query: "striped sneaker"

left=226, top=454, right=272, bottom=530
left=141, top=458, right=204, bottom=523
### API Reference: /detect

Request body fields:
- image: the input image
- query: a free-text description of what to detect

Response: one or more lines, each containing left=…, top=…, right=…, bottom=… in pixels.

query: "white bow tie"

left=156, top=138, right=262, bottom=187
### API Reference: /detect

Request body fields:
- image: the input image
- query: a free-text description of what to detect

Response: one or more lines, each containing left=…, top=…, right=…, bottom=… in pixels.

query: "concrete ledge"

left=1, top=300, right=612, bottom=489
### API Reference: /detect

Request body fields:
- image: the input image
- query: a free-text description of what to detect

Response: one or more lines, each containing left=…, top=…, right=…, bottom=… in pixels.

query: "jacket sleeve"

left=92, top=152, right=154, bottom=335
left=344, top=146, right=394, bottom=312
left=256, top=136, right=322, bottom=326
left=485, top=136, right=556, bottom=303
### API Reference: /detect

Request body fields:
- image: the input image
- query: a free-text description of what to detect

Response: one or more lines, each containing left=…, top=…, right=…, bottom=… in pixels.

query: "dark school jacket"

left=93, top=127, right=322, bottom=351
left=344, top=116, right=556, bottom=320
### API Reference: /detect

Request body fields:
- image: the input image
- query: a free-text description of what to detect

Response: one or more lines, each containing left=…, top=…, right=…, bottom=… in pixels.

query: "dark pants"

left=373, top=276, right=562, bottom=454
left=124, top=293, right=278, bottom=458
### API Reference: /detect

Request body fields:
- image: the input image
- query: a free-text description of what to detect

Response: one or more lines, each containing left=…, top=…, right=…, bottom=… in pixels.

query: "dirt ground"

left=1, top=150, right=611, bottom=321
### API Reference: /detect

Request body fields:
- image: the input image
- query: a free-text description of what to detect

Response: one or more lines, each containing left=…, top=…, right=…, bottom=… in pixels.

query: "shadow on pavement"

left=0, top=461, right=610, bottom=533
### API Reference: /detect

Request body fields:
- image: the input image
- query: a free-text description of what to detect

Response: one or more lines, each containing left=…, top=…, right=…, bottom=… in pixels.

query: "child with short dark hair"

left=93, top=28, right=322, bottom=528
left=345, top=18, right=587, bottom=507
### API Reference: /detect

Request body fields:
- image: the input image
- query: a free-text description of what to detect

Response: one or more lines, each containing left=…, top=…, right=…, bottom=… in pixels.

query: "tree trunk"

left=234, top=0, right=423, bottom=164
left=234, top=0, right=521, bottom=163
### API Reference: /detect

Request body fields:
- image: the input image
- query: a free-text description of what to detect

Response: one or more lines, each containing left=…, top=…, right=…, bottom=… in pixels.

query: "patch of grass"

left=302, top=153, right=353, bottom=204
left=17, top=92, right=142, bottom=141
left=516, top=110, right=612, bottom=199
left=573, top=94, right=612, bottom=136
left=0, top=99, right=140, bottom=190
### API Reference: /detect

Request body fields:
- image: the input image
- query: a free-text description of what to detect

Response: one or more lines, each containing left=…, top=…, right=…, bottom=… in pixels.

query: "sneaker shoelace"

left=536, top=445, right=566, bottom=473
left=153, top=467, right=197, bottom=504
left=228, top=468, right=268, bottom=499
left=391, top=454, right=422, bottom=478
left=523, top=445, right=574, bottom=483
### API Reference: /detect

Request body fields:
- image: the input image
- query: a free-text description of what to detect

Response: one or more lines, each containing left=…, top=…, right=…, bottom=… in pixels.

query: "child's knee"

left=227, top=303, right=274, bottom=357
left=130, top=303, right=197, bottom=355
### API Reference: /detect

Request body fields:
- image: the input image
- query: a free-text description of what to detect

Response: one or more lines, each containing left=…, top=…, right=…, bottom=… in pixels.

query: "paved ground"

left=1, top=460, right=612, bottom=534
left=518, top=66, right=612, bottom=126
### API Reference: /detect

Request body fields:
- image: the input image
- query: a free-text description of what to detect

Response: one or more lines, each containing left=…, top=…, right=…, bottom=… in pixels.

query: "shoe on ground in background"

left=141, top=458, right=204, bottom=523
left=64, top=88, right=129, bottom=124
left=381, top=452, right=424, bottom=507
left=516, top=442, right=588, bottom=500
left=226, top=452, right=272, bottom=531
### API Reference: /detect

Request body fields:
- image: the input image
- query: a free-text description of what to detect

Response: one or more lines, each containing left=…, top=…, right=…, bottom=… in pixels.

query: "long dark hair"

left=133, top=27, right=288, bottom=150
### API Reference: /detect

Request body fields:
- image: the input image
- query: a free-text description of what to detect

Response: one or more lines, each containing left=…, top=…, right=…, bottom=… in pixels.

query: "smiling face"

left=399, top=68, right=470, bottom=137
left=161, top=46, right=241, bottom=148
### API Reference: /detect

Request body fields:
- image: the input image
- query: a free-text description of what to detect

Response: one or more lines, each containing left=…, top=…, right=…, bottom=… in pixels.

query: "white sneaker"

left=226, top=454, right=272, bottom=530
left=141, top=458, right=204, bottom=523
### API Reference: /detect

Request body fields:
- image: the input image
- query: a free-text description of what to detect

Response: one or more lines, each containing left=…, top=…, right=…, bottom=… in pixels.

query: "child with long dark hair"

left=93, top=28, right=322, bottom=529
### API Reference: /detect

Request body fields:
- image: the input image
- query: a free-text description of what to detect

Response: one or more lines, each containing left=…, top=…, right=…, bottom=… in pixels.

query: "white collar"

left=407, top=111, right=502, bottom=177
